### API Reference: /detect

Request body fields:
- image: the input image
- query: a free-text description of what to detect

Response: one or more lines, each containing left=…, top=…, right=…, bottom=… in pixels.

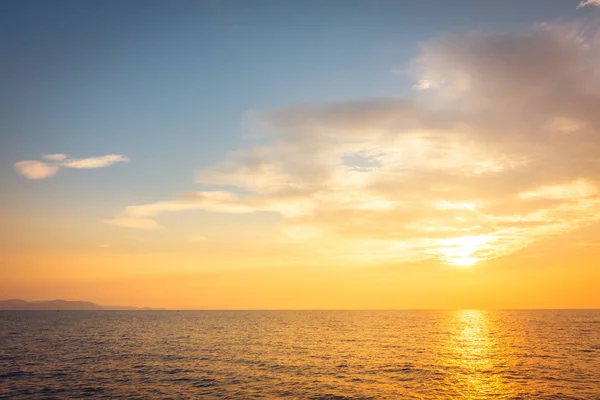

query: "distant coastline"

left=0, top=299, right=165, bottom=311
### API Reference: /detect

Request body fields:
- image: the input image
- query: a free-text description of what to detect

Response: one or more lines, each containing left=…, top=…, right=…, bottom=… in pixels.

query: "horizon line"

left=3, top=308, right=599, bottom=311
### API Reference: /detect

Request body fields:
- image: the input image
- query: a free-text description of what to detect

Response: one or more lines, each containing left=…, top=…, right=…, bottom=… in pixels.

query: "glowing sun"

left=437, top=235, right=492, bottom=267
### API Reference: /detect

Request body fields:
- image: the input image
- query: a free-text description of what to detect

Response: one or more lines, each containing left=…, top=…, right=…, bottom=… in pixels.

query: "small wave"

left=310, top=395, right=373, bottom=400
left=39, top=386, right=67, bottom=394
left=577, top=348, right=595, bottom=353
left=78, top=386, right=106, bottom=394
left=377, top=362, right=415, bottom=373
left=0, top=371, right=31, bottom=379
left=163, top=368, right=194, bottom=375
left=191, top=378, right=219, bottom=388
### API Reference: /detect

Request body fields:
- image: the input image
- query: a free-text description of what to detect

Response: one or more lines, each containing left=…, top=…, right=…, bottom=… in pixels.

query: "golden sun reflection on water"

left=441, top=310, right=524, bottom=399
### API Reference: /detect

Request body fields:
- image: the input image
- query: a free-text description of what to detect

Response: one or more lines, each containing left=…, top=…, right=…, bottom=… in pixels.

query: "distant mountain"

left=102, top=305, right=164, bottom=310
left=0, top=299, right=164, bottom=310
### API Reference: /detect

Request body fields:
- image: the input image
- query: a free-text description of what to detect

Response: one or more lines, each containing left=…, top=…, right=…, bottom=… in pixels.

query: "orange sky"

left=2, top=216, right=599, bottom=309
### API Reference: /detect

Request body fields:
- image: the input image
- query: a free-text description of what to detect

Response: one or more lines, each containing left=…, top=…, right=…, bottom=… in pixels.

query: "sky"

left=2, top=0, right=600, bottom=309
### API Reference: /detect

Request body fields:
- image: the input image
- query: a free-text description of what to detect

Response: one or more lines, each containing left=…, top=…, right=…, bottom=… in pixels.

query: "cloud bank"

left=14, top=154, right=129, bottom=179
left=108, top=22, right=600, bottom=266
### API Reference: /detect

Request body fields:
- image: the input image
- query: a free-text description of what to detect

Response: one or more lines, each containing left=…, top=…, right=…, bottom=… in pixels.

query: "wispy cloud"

left=108, top=22, right=600, bottom=266
left=14, top=154, right=129, bottom=179
left=60, top=154, right=129, bottom=169
left=577, top=0, right=600, bottom=9
left=103, top=191, right=255, bottom=229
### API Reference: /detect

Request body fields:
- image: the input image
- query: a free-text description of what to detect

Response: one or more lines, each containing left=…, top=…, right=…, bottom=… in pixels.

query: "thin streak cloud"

left=14, top=154, right=129, bottom=179
left=60, top=154, right=129, bottom=169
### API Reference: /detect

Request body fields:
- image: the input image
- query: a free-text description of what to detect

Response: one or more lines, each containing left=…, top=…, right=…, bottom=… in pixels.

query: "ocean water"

left=1, top=310, right=599, bottom=399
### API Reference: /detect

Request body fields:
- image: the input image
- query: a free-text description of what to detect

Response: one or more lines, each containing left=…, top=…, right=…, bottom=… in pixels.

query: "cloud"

left=13, top=161, right=59, bottom=179
left=413, top=79, right=436, bottom=91
left=103, top=191, right=257, bottom=229
left=43, top=153, right=68, bottom=162
left=577, top=0, right=600, bottom=9
left=108, top=22, right=600, bottom=266
left=14, top=154, right=129, bottom=179
left=60, top=154, right=129, bottom=169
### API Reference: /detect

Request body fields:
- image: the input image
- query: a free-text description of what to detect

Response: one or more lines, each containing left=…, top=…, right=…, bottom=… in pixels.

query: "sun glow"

left=437, top=235, right=493, bottom=267
left=450, top=256, right=482, bottom=267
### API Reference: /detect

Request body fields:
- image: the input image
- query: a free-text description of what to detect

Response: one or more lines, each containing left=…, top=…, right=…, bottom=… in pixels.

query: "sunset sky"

left=2, top=0, right=600, bottom=309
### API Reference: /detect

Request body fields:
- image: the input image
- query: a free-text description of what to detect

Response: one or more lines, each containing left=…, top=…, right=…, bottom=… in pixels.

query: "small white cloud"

left=13, top=160, right=59, bottom=179
left=413, top=79, right=436, bottom=91
left=14, top=153, right=129, bottom=179
left=43, top=153, right=68, bottom=162
left=549, top=116, right=582, bottom=133
left=60, top=154, right=129, bottom=169
left=96, top=243, right=111, bottom=248
left=188, top=235, right=208, bottom=243
left=577, top=0, right=600, bottom=9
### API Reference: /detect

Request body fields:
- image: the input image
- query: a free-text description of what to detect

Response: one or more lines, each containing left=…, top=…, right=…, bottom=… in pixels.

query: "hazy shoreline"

left=0, top=299, right=164, bottom=311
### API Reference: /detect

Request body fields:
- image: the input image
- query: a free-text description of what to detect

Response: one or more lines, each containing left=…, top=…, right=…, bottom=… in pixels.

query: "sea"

left=1, top=310, right=599, bottom=399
